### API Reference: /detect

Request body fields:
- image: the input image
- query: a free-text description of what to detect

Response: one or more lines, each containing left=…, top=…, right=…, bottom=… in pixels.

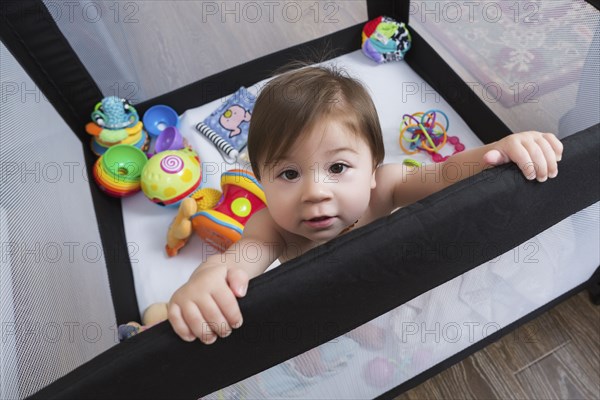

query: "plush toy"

left=166, top=169, right=267, bottom=255
left=362, top=16, right=411, bottom=64
left=85, top=96, right=149, bottom=156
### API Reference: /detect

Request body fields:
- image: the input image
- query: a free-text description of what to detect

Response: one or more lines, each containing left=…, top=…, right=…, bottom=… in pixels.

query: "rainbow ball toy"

left=140, top=148, right=202, bottom=207
left=93, top=144, right=148, bottom=197
left=191, top=169, right=266, bottom=252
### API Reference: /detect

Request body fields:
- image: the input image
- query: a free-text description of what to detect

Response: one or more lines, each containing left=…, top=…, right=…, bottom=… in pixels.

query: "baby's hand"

left=168, top=264, right=249, bottom=344
left=483, top=131, right=563, bottom=182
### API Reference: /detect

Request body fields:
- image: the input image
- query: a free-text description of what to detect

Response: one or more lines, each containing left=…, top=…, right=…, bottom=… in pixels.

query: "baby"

left=168, top=65, right=562, bottom=344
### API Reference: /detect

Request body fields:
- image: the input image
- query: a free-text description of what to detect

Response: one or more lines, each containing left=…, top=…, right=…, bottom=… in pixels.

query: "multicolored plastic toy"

left=166, top=169, right=267, bottom=255
left=362, top=16, right=411, bottom=64
left=93, top=144, right=148, bottom=197
left=399, top=109, right=465, bottom=163
left=85, top=96, right=149, bottom=156
left=140, top=148, right=202, bottom=207
left=154, top=126, right=185, bottom=153
left=143, top=104, right=179, bottom=138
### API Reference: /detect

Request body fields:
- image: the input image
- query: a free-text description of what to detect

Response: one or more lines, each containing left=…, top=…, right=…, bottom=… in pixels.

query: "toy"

left=362, top=16, right=411, bottom=64
left=117, top=322, right=145, bottom=341
left=142, top=104, right=179, bottom=138
left=117, top=302, right=168, bottom=342
left=196, top=122, right=239, bottom=161
left=154, top=126, right=184, bottom=153
left=362, top=357, right=397, bottom=388
left=85, top=96, right=149, bottom=156
left=220, top=104, right=251, bottom=138
left=140, top=148, right=202, bottom=207
left=142, top=302, right=168, bottom=326
left=166, top=169, right=267, bottom=255
left=402, top=158, right=421, bottom=168
left=196, top=87, right=256, bottom=162
left=93, top=144, right=148, bottom=197
left=399, top=109, right=465, bottom=163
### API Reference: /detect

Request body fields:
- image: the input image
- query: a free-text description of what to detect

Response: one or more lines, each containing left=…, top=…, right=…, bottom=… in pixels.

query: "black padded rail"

left=403, top=28, right=512, bottom=143
left=587, top=266, right=600, bottom=305
left=367, top=0, right=405, bottom=21
left=0, top=0, right=141, bottom=324
left=134, top=23, right=364, bottom=117
left=29, top=126, right=599, bottom=399
left=0, top=0, right=99, bottom=138
left=134, top=0, right=405, bottom=117
left=370, top=0, right=512, bottom=143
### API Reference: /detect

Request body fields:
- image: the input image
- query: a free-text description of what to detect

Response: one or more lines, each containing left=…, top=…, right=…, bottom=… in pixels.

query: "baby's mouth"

left=304, top=216, right=336, bottom=228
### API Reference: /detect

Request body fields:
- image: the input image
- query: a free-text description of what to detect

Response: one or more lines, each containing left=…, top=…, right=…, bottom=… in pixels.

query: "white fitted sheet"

left=123, top=50, right=485, bottom=314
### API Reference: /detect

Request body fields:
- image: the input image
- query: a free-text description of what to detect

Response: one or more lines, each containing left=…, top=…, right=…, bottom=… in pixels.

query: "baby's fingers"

left=181, top=302, right=218, bottom=344
left=536, top=136, right=559, bottom=180
left=543, top=133, right=563, bottom=161
left=194, top=297, right=233, bottom=342
left=503, top=139, right=536, bottom=180
left=212, top=288, right=244, bottom=332
left=227, top=267, right=249, bottom=298
left=522, top=139, right=548, bottom=182
left=167, top=303, right=196, bottom=342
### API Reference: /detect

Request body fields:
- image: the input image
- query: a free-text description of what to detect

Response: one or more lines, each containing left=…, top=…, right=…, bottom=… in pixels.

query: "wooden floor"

left=395, top=291, right=600, bottom=400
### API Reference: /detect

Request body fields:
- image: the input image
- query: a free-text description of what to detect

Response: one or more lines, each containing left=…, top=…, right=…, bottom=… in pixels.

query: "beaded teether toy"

left=399, top=109, right=465, bottom=163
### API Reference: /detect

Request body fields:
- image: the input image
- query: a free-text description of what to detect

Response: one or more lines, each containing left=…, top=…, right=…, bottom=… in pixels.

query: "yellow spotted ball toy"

left=140, top=148, right=201, bottom=207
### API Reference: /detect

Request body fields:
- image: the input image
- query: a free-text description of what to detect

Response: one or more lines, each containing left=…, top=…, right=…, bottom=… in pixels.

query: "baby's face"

left=259, top=119, right=376, bottom=244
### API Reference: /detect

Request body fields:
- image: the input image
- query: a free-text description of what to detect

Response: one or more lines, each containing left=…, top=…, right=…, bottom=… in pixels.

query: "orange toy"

left=166, top=169, right=267, bottom=255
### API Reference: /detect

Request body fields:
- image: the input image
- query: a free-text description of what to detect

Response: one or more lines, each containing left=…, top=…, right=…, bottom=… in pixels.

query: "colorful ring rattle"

left=399, top=109, right=464, bottom=163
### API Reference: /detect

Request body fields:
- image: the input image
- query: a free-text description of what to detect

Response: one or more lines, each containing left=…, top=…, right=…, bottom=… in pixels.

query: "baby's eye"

left=279, top=169, right=300, bottom=181
left=328, top=163, right=348, bottom=174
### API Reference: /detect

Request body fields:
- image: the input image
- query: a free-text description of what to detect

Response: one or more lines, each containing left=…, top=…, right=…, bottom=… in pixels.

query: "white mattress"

left=123, top=49, right=600, bottom=398
left=124, top=50, right=485, bottom=314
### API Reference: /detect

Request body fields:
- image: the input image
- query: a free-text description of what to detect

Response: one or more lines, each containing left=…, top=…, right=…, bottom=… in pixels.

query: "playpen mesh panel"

left=205, top=202, right=600, bottom=399
left=410, top=0, right=600, bottom=138
left=0, top=43, right=117, bottom=399
left=42, top=0, right=368, bottom=103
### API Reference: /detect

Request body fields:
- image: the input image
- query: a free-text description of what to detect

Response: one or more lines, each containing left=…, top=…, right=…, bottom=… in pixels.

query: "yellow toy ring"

left=420, top=121, right=447, bottom=152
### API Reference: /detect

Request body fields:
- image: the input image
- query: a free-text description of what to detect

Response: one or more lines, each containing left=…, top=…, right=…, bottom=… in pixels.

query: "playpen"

left=1, top=0, right=599, bottom=398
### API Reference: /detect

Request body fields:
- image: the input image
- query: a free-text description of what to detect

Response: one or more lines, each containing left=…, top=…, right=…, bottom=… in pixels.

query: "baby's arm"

left=168, top=208, right=284, bottom=344
left=382, top=131, right=563, bottom=208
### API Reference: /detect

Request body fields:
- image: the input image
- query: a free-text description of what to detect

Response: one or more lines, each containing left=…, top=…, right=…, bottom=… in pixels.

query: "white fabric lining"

left=123, top=50, right=484, bottom=314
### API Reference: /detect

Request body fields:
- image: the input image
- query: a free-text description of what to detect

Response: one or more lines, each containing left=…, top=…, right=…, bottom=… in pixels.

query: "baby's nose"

left=301, top=176, right=333, bottom=203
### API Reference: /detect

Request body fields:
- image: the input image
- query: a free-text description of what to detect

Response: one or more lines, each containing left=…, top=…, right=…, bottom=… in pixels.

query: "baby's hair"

left=248, top=64, right=385, bottom=181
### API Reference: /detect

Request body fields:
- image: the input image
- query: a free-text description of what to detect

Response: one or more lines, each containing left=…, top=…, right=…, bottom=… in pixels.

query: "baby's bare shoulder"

left=367, top=164, right=405, bottom=218
left=243, top=209, right=283, bottom=244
